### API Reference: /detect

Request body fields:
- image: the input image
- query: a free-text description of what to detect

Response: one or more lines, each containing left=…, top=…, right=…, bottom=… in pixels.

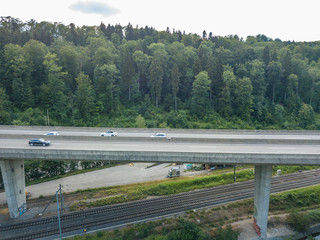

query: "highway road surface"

left=1, top=126, right=320, bottom=140
left=0, top=127, right=320, bottom=155
left=0, top=138, right=320, bottom=155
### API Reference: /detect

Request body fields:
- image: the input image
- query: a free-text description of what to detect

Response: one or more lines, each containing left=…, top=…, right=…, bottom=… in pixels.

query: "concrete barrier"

left=1, top=148, right=320, bottom=165
left=1, top=125, right=320, bottom=135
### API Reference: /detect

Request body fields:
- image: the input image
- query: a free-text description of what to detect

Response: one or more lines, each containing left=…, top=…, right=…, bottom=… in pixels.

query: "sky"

left=1, top=0, right=319, bottom=42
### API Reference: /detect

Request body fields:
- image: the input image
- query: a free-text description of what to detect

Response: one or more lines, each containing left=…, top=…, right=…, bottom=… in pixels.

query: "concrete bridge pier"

left=253, top=165, right=272, bottom=240
left=0, top=159, right=27, bottom=218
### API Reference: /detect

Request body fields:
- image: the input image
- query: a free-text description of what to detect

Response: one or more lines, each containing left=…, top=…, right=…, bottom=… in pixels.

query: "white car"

left=100, top=131, right=118, bottom=137
left=151, top=133, right=167, bottom=138
left=45, top=132, right=59, bottom=136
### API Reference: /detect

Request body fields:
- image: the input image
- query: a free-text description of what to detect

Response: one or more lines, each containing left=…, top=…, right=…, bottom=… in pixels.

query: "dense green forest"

left=1, top=16, right=320, bottom=129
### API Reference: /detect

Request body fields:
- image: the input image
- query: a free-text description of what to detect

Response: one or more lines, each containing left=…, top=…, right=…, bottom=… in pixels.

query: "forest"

left=0, top=16, right=320, bottom=130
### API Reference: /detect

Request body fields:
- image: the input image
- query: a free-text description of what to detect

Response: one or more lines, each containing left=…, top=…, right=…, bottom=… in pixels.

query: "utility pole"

left=56, top=184, right=64, bottom=240
left=56, top=190, right=62, bottom=240
left=59, top=184, right=64, bottom=212
left=234, top=165, right=236, bottom=182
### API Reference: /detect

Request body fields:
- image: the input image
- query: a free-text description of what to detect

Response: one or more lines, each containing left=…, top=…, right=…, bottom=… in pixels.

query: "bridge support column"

left=0, top=159, right=26, bottom=218
left=253, top=165, right=272, bottom=240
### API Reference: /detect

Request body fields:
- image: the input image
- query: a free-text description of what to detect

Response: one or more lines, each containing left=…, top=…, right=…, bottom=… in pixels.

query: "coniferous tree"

left=121, top=46, right=136, bottom=101
left=132, top=50, right=149, bottom=91
left=94, top=64, right=119, bottom=113
left=219, top=66, right=237, bottom=118
left=308, top=66, right=320, bottom=111
left=60, top=45, right=79, bottom=91
left=266, top=61, right=283, bottom=104
left=285, top=74, right=300, bottom=114
left=171, top=63, right=181, bottom=111
left=248, top=60, right=267, bottom=121
left=99, top=22, right=107, bottom=37
left=281, top=51, right=293, bottom=102
left=0, top=88, right=11, bottom=124
left=150, top=56, right=163, bottom=108
left=263, top=45, right=270, bottom=66
left=43, top=53, right=67, bottom=120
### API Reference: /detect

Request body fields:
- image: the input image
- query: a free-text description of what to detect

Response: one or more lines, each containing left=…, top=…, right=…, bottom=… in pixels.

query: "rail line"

left=1, top=169, right=320, bottom=240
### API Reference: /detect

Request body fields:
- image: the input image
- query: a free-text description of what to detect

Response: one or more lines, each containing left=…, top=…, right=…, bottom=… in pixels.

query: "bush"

left=215, top=225, right=239, bottom=240
left=287, top=211, right=311, bottom=233
left=96, top=231, right=103, bottom=238
left=145, top=235, right=168, bottom=240
left=166, top=219, right=210, bottom=240
left=308, top=209, right=320, bottom=223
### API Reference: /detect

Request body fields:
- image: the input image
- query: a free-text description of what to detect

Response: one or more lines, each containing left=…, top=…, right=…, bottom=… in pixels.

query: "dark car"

left=29, top=138, right=50, bottom=146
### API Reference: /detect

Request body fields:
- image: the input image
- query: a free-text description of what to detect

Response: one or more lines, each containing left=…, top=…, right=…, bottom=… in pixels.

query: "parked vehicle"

left=100, top=131, right=117, bottom=136
left=167, top=166, right=180, bottom=178
left=29, top=138, right=50, bottom=146
left=151, top=133, right=167, bottom=138
left=45, top=132, right=59, bottom=136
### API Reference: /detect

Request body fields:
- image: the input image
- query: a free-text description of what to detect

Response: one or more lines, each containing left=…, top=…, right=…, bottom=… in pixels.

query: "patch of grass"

left=272, top=165, right=320, bottom=176
left=269, top=185, right=320, bottom=211
left=70, top=165, right=319, bottom=210
left=70, top=169, right=256, bottom=210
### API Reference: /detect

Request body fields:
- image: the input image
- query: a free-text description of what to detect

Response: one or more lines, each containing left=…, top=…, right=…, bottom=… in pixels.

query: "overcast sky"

left=2, top=0, right=319, bottom=42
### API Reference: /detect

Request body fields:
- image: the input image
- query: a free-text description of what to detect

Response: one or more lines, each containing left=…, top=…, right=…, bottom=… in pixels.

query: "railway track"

left=1, top=169, right=320, bottom=240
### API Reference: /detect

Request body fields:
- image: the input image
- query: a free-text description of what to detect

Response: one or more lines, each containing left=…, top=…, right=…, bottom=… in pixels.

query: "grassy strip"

left=70, top=169, right=256, bottom=210
left=272, top=165, right=320, bottom=175
left=270, top=185, right=320, bottom=211
left=69, top=166, right=320, bottom=211
left=25, top=164, right=118, bottom=186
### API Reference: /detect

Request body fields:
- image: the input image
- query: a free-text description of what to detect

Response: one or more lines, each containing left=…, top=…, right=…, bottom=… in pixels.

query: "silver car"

left=100, top=131, right=118, bottom=137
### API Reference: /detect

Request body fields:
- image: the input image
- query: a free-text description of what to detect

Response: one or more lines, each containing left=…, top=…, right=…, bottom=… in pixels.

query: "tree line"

left=0, top=16, right=320, bottom=129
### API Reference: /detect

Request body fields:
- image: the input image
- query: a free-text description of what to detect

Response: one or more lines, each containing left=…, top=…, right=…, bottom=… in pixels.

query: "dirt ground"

left=234, top=214, right=296, bottom=240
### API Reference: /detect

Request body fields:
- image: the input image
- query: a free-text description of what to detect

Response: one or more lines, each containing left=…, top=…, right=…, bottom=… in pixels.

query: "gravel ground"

left=0, top=163, right=207, bottom=222
left=0, top=163, right=205, bottom=204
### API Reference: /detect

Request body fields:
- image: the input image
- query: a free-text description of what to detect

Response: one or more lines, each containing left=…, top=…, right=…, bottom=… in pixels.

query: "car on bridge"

left=29, top=138, right=51, bottom=146
left=100, top=131, right=118, bottom=137
left=45, top=131, right=59, bottom=136
left=151, top=133, right=167, bottom=138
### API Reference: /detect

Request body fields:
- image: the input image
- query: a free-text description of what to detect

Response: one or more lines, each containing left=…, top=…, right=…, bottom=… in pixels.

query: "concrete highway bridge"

left=1, top=126, right=320, bottom=239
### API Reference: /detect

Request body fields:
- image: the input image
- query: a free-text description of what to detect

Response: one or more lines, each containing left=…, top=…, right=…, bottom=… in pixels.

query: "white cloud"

left=69, top=1, right=119, bottom=17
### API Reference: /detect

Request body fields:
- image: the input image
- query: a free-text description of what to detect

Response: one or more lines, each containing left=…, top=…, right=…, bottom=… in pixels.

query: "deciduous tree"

left=75, top=73, right=95, bottom=121
left=191, top=71, right=211, bottom=117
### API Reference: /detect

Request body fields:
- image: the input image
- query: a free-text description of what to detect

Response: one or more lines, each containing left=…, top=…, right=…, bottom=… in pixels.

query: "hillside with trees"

left=1, top=16, right=320, bottom=129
